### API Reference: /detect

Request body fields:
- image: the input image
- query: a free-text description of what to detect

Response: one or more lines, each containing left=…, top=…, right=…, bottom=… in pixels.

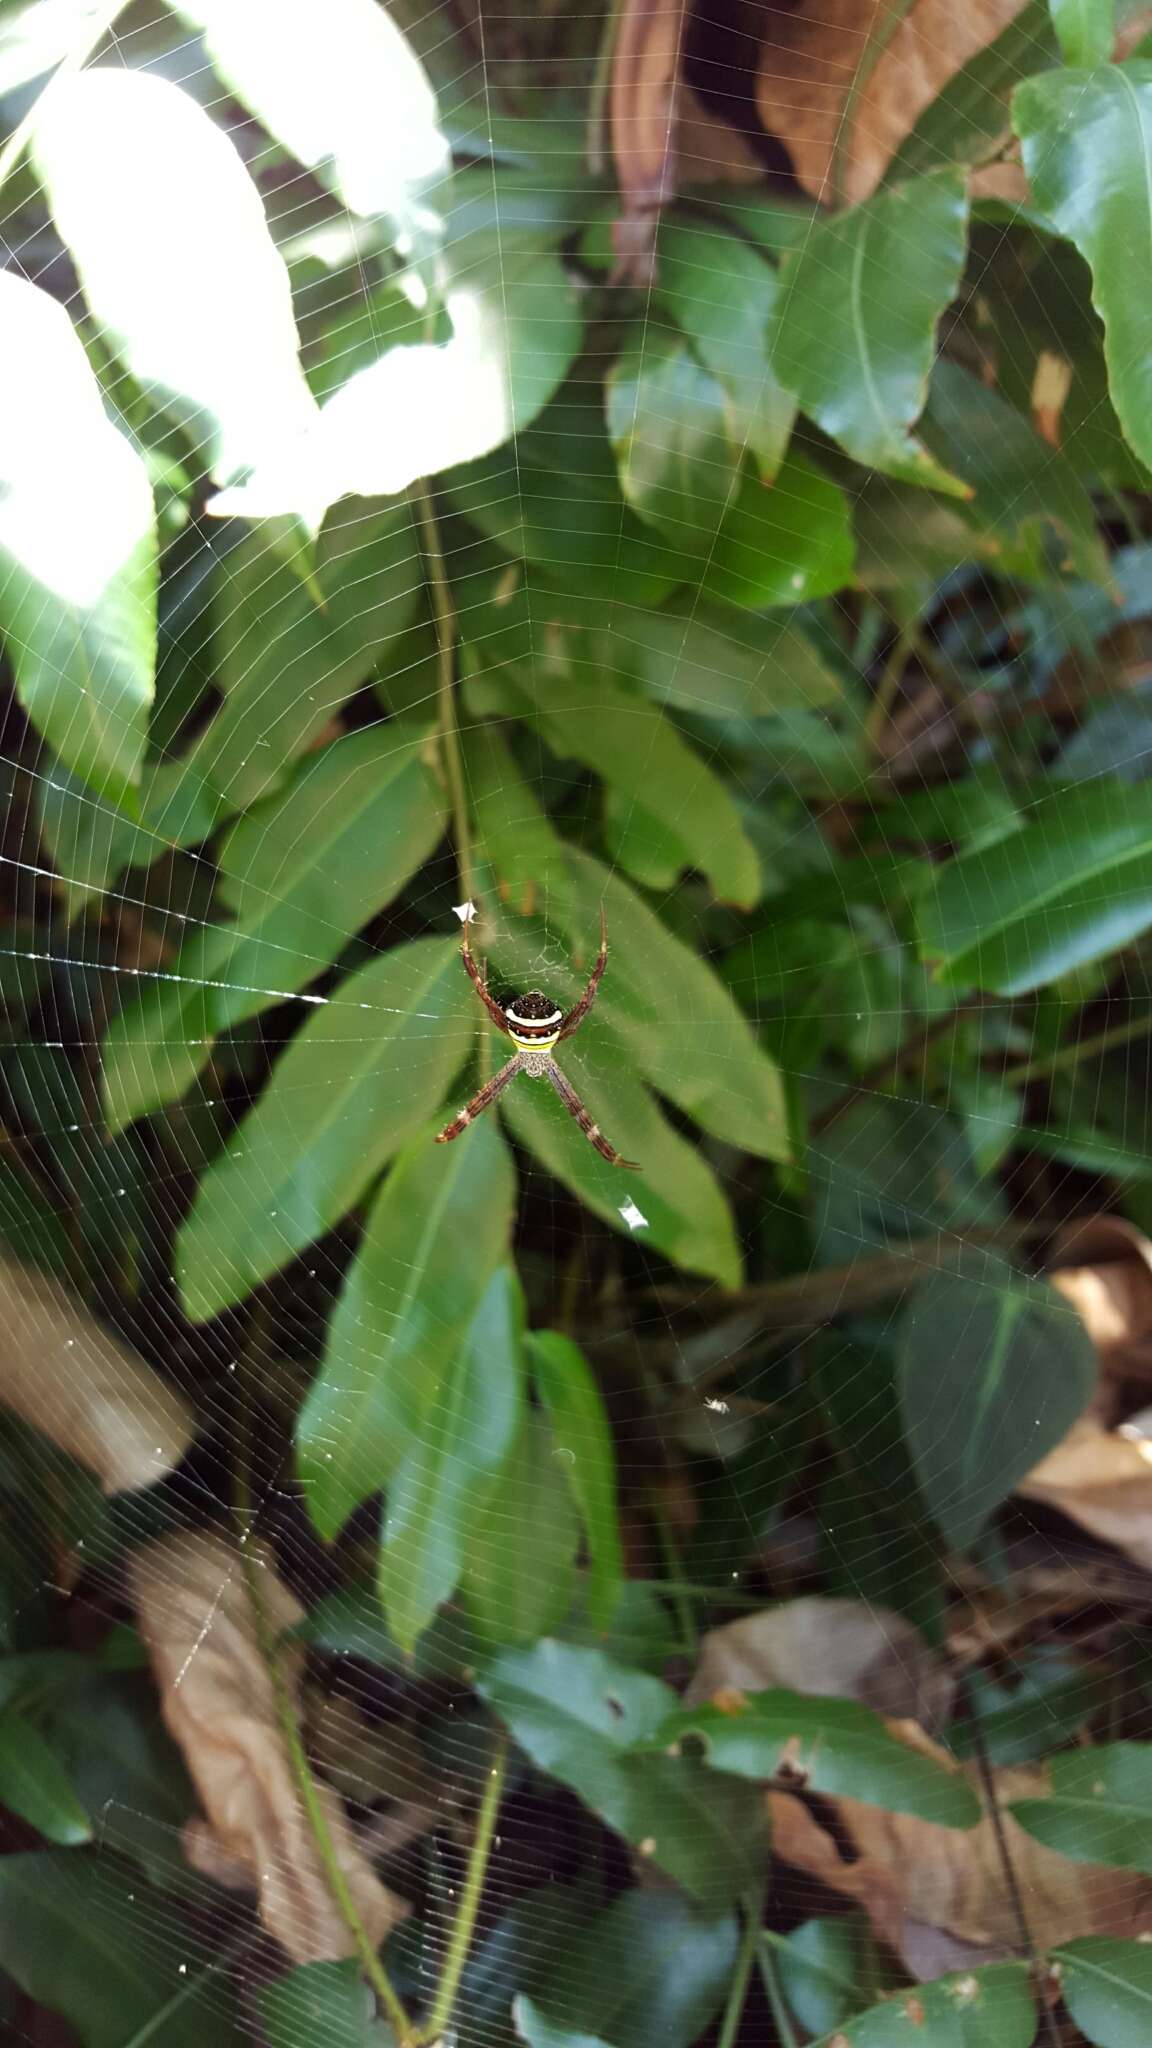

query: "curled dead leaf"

left=756, top=0, right=1028, bottom=205
left=0, top=1257, right=194, bottom=1492
left=130, top=1532, right=408, bottom=1965
left=685, top=1597, right=955, bottom=1730
left=1019, top=1415, right=1152, bottom=1574
left=609, top=0, right=689, bottom=283
left=1049, top=1217, right=1152, bottom=1387
left=768, top=1721, right=1152, bottom=1973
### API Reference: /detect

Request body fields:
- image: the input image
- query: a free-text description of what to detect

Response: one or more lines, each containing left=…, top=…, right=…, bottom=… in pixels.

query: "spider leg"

left=436, top=1052, right=524, bottom=1144
left=545, top=1056, right=639, bottom=1169
left=557, top=904, right=609, bottom=1041
left=461, top=923, right=510, bottom=1034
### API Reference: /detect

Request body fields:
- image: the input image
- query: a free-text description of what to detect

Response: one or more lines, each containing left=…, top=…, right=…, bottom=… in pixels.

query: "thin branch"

left=417, top=1725, right=509, bottom=2044
left=412, top=477, right=474, bottom=907
left=716, top=1883, right=766, bottom=2048
left=1001, top=1009, right=1152, bottom=1086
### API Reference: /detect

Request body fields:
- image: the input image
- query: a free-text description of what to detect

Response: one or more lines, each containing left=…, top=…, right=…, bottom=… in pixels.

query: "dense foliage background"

left=7, top=0, right=1152, bottom=2041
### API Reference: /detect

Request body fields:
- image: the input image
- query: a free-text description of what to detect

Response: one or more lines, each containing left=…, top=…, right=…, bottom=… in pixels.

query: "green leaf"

left=1049, top=0, right=1117, bottom=70
left=464, top=723, right=574, bottom=918
left=262, top=1959, right=390, bottom=2046
left=216, top=246, right=582, bottom=519
left=898, top=1260, right=1096, bottom=1553
left=460, top=1886, right=590, bottom=2048
left=297, top=1117, right=516, bottom=1542
left=1015, top=63, right=1152, bottom=474
left=645, top=1690, right=980, bottom=1826
left=32, top=68, right=316, bottom=497
left=182, top=503, right=422, bottom=811
left=103, top=723, right=445, bottom=1131
left=490, top=850, right=789, bottom=1163
left=174, top=0, right=450, bottom=272
left=503, top=1056, right=742, bottom=1288
left=512, top=1891, right=738, bottom=2048
left=707, top=457, right=856, bottom=607
left=528, top=1332, right=622, bottom=1631
left=655, top=220, right=797, bottom=478
left=0, top=272, right=155, bottom=806
left=1010, top=1744, right=1152, bottom=1871
left=826, top=1963, right=1036, bottom=2046
left=917, top=783, right=1152, bottom=993
left=461, top=1413, right=582, bottom=1645
left=1054, top=1935, right=1152, bottom=2045
left=477, top=1640, right=765, bottom=1904
left=176, top=936, right=473, bottom=1320
left=921, top=360, right=1111, bottom=586
left=472, top=636, right=759, bottom=907
left=946, top=1656, right=1105, bottom=1766
left=0, top=1711, right=91, bottom=1845
left=606, top=332, right=740, bottom=549
left=772, top=170, right=970, bottom=493
left=774, top=1916, right=895, bottom=2038
left=378, top=1262, right=524, bottom=1652
left=0, top=1852, right=239, bottom=2047
left=622, top=596, right=842, bottom=719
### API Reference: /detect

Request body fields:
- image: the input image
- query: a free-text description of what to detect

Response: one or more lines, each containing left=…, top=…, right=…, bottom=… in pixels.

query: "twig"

left=863, top=622, right=919, bottom=759
left=0, top=0, right=130, bottom=198
left=1001, top=1009, right=1152, bottom=1086
left=716, top=1883, right=766, bottom=2048
left=416, top=1725, right=509, bottom=2043
left=756, top=1932, right=801, bottom=2048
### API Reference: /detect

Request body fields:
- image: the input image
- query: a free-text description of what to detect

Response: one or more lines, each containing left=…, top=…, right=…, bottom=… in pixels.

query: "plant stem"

left=120, top=1936, right=254, bottom=2048
left=233, top=1478, right=414, bottom=2041
left=650, top=1491, right=697, bottom=1657
left=863, top=620, right=919, bottom=758
left=716, top=1884, right=765, bottom=2048
left=1002, top=1009, right=1152, bottom=1085
left=417, top=1725, right=509, bottom=2043
left=0, top=0, right=129, bottom=199
left=586, top=0, right=625, bottom=173
left=756, top=1935, right=801, bottom=2048
left=412, top=477, right=474, bottom=907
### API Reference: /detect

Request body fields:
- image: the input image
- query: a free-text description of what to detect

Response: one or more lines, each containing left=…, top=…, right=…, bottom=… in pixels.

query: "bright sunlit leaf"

left=0, top=270, right=155, bottom=804
left=172, top=0, right=450, bottom=270
left=32, top=68, right=318, bottom=498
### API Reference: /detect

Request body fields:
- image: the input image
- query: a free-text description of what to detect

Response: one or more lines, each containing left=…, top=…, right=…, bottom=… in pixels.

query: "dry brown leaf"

left=609, top=0, right=690, bottom=282
left=679, top=86, right=766, bottom=187
left=130, top=1532, right=408, bottom=1965
left=0, top=1257, right=194, bottom=1492
left=768, top=1721, right=1152, bottom=1973
left=685, top=1597, right=955, bottom=1730
left=1049, top=1217, right=1152, bottom=1386
left=756, top=0, right=1028, bottom=205
left=1019, top=1414, right=1152, bottom=1573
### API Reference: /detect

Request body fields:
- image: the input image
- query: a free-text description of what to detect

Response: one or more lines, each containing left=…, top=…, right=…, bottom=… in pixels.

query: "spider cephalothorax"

left=435, top=911, right=639, bottom=1169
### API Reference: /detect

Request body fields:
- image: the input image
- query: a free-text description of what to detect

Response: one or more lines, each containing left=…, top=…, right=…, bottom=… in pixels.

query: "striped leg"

left=545, top=1058, right=640, bottom=1170
left=558, top=905, right=609, bottom=1041
left=436, top=1052, right=524, bottom=1144
left=461, top=926, right=510, bottom=1034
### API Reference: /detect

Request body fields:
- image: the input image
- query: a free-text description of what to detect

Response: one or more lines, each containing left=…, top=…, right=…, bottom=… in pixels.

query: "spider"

left=436, top=908, right=639, bottom=1169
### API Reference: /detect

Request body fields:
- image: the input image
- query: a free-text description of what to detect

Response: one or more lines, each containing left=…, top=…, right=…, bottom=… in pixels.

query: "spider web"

left=0, top=3, right=1150, bottom=2044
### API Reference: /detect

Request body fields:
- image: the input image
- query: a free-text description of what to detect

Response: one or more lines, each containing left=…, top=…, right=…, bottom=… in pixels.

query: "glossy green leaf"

left=1050, top=0, right=1117, bottom=69
left=898, top=1261, right=1096, bottom=1553
left=0, top=1711, right=91, bottom=1845
left=175, top=0, right=450, bottom=269
left=621, top=596, right=842, bottom=718
left=918, top=783, right=1152, bottom=993
left=606, top=332, right=740, bottom=549
left=32, top=69, right=317, bottom=497
left=460, top=1886, right=590, bottom=2048
left=464, top=723, right=573, bottom=918
left=528, top=1332, right=622, bottom=1631
left=1010, top=1743, right=1152, bottom=1871
left=183, top=503, right=423, bottom=811
left=921, top=360, right=1111, bottom=586
left=503, top=1052, right=742, bottom=1288
left=707, top=456, right=856, bottom=608
left=216, top=246, right=581, bottom=519
left=297, top=1116, right=515, bottom=1542
left=827, top=1964, right=1036, bottom=2046
left=656, top=219, right=796, bottom=478
left=378, top=1261, right=524, bottom=1652
left=513, top=1892, right=738, bottom=2048
left=1054, top=1935, right=1152, bottom=2045
left=0, top=1852, right=240, bottom=2047
left=461, top=1412, right=581, bottom=1645
left=477, top=1640, right=764, bottom=1904
left=490, top=850, right=789, bottom=1162
left=645, top=1690, right=979, bottom=1826
left=946, top=1655, right=1104, bottom=1765
left=176, top=936, right=473, bottom=1320
left=102, top=723, right=445, bottom=1132
left=262, top=1959, right=390, bottom=2046
left=774, top=1916, right=895, bottom=2039
left=773, top=169, right=970, bottom=492
left=478, top=638, right=759, bottom=907
left=0, top=271, right=155, bottom=807
left=1015, top=63, right=1152, bottom=473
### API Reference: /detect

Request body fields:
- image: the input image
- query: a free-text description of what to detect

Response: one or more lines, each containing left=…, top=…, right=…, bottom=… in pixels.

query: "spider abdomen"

left=505, top=991, right=563, bottom=1055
